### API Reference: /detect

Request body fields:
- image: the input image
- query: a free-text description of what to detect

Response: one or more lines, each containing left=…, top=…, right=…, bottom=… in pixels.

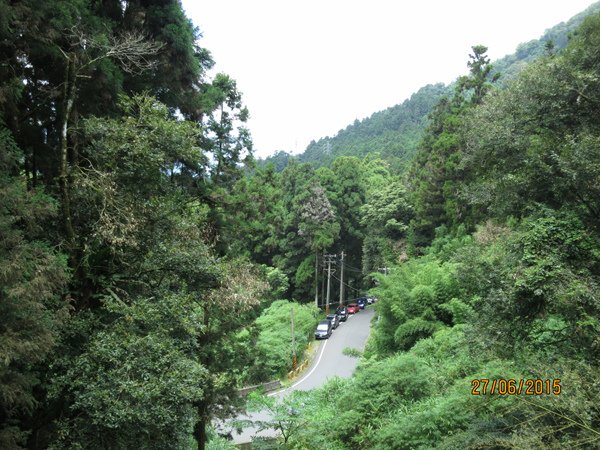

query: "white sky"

left=181, top=0, right=596, bottom=158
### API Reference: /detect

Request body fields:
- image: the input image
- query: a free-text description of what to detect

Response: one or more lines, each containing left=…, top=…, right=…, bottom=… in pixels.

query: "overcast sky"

left=181, top=0, right=596, bottom=158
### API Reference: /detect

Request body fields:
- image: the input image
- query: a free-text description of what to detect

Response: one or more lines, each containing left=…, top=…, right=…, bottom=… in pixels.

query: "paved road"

left=229, top=306, right=375, bottom=444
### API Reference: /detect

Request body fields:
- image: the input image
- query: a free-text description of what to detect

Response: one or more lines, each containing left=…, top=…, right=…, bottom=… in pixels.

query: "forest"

left=0, top=1, right=599, bottom=449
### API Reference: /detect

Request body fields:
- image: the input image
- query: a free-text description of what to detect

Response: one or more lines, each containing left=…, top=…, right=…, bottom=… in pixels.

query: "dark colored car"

left=326, top=314, right=340, bottom=329
left=347, top=303, right=359, bottom=314
left=315, top=319, right=332, bottom=339
left=357, top=298, right=367, bottom=309
left=335, top=306, right=348, bottom=322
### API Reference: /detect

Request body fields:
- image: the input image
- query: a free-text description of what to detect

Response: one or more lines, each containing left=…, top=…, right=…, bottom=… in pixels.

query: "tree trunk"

left=193, top=417, right=207, bottom=450
left=60, top=55, right=76, bottom=251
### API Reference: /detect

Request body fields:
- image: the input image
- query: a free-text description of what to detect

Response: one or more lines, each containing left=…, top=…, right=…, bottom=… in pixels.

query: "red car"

left=346, top=303, right=359, bottom=314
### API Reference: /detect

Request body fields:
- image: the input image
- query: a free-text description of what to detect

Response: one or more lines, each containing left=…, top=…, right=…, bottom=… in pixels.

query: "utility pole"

left=323, top=254, right=336, bottom=314
left=339, top=251, right=345, bottom=306
left=291, top=307, right=296, bottom=370
left=321, top=259, right=325, bottom=308
left=314, top=252, right=319, bottom=308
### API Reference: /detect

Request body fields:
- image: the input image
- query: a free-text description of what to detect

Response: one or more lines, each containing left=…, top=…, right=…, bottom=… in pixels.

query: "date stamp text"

left=471, top=379, right=561, bottom=395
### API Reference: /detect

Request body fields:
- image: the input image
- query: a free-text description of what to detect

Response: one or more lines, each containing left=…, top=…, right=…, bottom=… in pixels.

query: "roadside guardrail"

left=237, top=380, right=281, bottom=397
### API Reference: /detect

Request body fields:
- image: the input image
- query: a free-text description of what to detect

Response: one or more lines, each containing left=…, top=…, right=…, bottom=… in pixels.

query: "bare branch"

left=65, top=26, right=164, bottom=75
left=104, top=31, right=164, bottom=74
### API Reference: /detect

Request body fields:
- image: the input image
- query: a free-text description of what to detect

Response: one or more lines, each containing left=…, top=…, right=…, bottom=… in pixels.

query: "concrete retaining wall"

left=237, top=380, right=281, bottom=397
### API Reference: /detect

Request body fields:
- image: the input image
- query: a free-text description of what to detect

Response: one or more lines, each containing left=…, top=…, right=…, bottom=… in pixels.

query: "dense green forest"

left=1, top=1, right=599, bottom=449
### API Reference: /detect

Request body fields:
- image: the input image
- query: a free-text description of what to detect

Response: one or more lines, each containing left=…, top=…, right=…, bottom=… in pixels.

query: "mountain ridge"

left=259, top=1, right=600, bottom=171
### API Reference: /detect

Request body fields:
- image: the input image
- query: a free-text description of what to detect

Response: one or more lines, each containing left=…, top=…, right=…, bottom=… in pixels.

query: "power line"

left=330, top=273, right=361, bottom=295
left=342, top=266, right=363, bottom=273
left=341, top=261, right=363, bottom=272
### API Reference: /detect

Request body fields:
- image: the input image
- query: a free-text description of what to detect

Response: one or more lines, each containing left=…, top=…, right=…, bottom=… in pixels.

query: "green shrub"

left=252, top=300, right=320, bottom=380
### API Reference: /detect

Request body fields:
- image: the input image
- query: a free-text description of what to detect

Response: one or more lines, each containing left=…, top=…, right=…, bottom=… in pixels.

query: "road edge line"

left=268, top=339, right=329, bottom=396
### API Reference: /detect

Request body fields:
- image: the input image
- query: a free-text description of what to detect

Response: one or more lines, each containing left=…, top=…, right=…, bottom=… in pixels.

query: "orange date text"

left=470, top=379, right=561, bottom=395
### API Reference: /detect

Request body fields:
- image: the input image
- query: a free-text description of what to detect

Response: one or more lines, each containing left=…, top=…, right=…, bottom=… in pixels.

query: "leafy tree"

left=272, top=161, right=319, bottom=299
left=360, top=178, right=413, bottom=273
left=298, top=184, right=340, bottom=305
left=251, top=300, right=319, bottom=381
left=0, top=126, right=69, bottom=449
left=326, top=157, right=366, bottom=281
left=204, top=73, right=253, bottom=187
left=462, top=14, right=600, bottom=227
left=225, top=164, right=284, bottom=264
left=298, top=185, right=339, bottom=251
left=241, top=391, right=314, bottom=449
left=456, top=45, right=500, bottom=105
left=37, top=96, right=266, bottom=450
left=407, top=45, right=497, bottom=250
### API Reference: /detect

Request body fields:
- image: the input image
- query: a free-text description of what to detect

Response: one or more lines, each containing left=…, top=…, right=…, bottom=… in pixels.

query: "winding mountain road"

left=230, top=306, right=375, bottom=444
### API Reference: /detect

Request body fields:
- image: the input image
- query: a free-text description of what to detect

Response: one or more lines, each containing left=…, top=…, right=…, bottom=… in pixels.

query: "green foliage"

left=326, top=156, right=367, bottom=276
left=50, top=295, right=207, bottom=449
left=360, top=179, right=413, bottom=240
left=241, top=390, right=316, bottom=448
left=342, top=347, right=362, bottom=358
left=460, top=210, right=600, bottom=362
left=40, top=94, right=268, bottom=448
left=438, top=298, right=475, bottom=324
left=371, top=251, right=460, bottom=354
left=297, top=185, right=340, bottom=252
left=264, top=267, right=290, bottom=301
left=462, top=14, right=600, bottom=225
left=204, top=73, right=253, bottom=187
left=407, top=46, right=498, bottom=250
left=295, top=84, right=449, bottom=171
left=3, top=2, right=600, bottom=448
left=0, top=127, right=69, bottom=448
left=226, top=164, right=284, bottom=264
left=252, top=301, right=320, bottom=381
left=393, top=316, right=442, bottom=349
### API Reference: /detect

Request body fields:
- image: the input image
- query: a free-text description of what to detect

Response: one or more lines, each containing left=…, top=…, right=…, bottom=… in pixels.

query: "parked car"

left=314, top=320, right=332, bottom=339
left=335, top=306, right=348, bottom=322
left=357, top=298, right=367, bottom=309
left=367, top=296, right=375, bottom=305
left=326, top=314, right=340, bottom=329
left=347, top=303, right=359, bottom=314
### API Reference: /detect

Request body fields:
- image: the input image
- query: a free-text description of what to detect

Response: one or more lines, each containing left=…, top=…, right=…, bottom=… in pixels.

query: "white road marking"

left=268, top=338, right=329, bottom=396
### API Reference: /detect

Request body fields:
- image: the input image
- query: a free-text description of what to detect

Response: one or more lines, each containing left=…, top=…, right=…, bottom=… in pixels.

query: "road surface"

left=229, top=306, right=375, bottom=444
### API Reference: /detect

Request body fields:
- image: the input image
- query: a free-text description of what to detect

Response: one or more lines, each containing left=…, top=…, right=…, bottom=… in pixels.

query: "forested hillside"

left=299, top=83, right=448, bottom=172
left=241, top=11, right=600, bottom=449
left=261, top=0, right=600, bottom=172
left=1, top=1, right=599, bottom=449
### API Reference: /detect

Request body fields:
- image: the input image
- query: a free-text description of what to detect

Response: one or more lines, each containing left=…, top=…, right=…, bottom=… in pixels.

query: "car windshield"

left=317, top=324, right=329, bottom=331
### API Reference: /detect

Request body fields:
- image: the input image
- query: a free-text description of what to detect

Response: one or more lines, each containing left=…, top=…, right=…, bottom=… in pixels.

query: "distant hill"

left=259, top=1, right=600, bottom=172
left=493, top=1, right=600, bottom=81
left=299, top=83, right=448, bottom=172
